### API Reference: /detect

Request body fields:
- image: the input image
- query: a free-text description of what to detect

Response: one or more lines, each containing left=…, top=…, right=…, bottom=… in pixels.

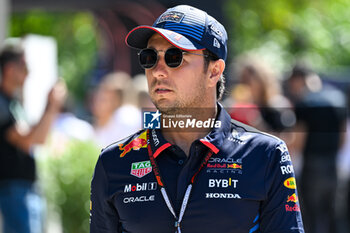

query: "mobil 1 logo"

left=124, top=182, right=157, bottom=193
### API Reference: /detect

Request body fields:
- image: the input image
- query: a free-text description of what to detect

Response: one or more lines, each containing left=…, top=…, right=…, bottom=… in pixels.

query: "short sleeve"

left=259, top=141, right=304, bottom=232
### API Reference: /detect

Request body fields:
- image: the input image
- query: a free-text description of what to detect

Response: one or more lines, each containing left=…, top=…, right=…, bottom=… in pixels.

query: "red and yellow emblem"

left=287, top=193, right=298, bottom=203
left=119, top=131, right=148, bottom=157
left=227, top=163, right=242, bottom=169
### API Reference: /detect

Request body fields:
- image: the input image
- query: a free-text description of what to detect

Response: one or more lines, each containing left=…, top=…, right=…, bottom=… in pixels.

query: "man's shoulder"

left=99, top=129, right=148, bottom=161
left=229, top=118, right=281, bottom=147
left=227, top=119, right=288, bottom=168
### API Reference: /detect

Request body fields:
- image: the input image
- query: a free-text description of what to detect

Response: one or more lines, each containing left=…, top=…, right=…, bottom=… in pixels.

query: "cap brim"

left=125, top=26, right=205, bottom=51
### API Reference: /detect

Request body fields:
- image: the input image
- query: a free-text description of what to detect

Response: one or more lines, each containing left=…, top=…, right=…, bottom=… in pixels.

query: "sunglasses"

left=138, top=47, right=209, bottom=69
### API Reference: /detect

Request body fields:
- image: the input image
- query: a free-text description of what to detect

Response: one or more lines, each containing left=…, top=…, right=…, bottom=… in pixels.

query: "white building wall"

left=0, top=0, right=10, bottom=45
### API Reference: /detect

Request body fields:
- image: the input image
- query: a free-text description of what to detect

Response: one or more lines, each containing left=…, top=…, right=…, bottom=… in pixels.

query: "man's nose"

left=152, top=53, right=168, bottom=78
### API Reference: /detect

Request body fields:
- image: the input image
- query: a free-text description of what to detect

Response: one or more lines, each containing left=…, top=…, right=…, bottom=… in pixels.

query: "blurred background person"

left=90, top=71, right=141, bottom=148
left=0, top=42, right=66, bottom=233
left=46, top=94, right=95, bottom=156
left=336, top=85, right=350, bottom=232
left=132, top=73, right=155, bottom=109
left=230, top=53, right=295, bottom=133
left=227, top=83, right=262, bottom=127
left=227, top=54, right=302, bottom=175
left=285, top=64, right=347, bottom=233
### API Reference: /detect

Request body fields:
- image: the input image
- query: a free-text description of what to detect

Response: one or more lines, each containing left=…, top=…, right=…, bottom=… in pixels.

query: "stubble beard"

left=152, top=81, right=207, bottom=116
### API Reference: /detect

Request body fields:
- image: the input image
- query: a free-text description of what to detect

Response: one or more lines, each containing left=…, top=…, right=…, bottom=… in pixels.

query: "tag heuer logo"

left=131, top=161, right=152, bottom=178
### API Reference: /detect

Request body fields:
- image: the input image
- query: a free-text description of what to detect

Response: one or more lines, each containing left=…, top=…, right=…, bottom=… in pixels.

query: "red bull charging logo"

left=119, top=131, right=148, bottom=158
left=287, top=193, right=298, bottom=203
left=227, top=163, right=242, bottom=169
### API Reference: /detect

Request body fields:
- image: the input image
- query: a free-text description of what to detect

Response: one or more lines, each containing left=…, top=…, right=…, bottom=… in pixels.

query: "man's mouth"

left=155, top=87, right=172, bottom=94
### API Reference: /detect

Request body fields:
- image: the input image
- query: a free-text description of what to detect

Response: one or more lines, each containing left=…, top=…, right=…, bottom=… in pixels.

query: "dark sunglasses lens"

left=139, top=49, right=157, bottom=69
left=165, top=48, right=183, bottom=68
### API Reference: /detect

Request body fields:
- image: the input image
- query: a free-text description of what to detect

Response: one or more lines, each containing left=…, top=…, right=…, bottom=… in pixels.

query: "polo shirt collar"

left=148, top=128, right=172, bottom=159
left=200, top=103, right=232, bottom=154
left=148, top=103, right=232, bottom=158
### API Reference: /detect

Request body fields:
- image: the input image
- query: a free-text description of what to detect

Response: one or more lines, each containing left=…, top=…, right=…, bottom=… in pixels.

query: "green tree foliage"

left=38, top=140, right=100, bottom=233
left=225, top=0, right=350, bottom=73
left=10, top=11, right=98, bottom=100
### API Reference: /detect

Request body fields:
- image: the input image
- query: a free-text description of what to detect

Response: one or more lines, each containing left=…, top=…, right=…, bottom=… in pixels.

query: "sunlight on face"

left=145, top=34, right=211, bottom=114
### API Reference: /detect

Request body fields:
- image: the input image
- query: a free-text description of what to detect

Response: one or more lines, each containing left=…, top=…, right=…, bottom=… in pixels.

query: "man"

left=0, top=42, right=66, bottom=233
left=91, top=72, right=141, bottom=147
left=90, top=5, right=304, bottom=233
left=286, top=65, right=346, bottom=233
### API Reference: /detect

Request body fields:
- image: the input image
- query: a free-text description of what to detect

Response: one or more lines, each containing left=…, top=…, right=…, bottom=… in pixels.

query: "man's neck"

left=161, top=105, right=217, bottom=156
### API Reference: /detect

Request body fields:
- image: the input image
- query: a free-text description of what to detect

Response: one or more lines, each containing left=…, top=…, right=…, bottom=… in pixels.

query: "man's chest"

left=109, top=148, right=267, bottom=233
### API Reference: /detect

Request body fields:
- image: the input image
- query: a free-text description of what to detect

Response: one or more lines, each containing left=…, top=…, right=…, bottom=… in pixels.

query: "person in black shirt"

left=286, top=65, right=346, bottom=233
left=0, top=42, right=66, bottom=233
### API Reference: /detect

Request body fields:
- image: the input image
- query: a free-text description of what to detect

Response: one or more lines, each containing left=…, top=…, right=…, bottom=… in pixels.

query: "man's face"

left=145, top=33, right=210, bottom=114
left=91, top=86, right=120, bottom=120
left=10, top=56, right=28, bottom=88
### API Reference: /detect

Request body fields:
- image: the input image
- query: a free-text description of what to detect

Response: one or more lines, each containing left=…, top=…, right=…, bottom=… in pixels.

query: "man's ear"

left=207, top=59, right=225, bottom=88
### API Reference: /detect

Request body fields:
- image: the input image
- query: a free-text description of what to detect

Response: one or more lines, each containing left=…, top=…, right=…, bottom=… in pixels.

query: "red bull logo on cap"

left=286, top=193, right=298, bottom=203
left=157, top=11, right=185, bottom=24
left=119, top=131, right=148, bottom=158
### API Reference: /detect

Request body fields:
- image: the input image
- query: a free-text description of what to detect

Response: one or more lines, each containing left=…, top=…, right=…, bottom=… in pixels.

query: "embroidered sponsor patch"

left=210, top=24, right=223, bottom=37
left=124, top=182, right=157, bottom=193
left=157, top=11, right=184, bottom=24
left=206, top=158, right=243, bottom=174
left=281, top=165, right=294, bottom=175
left=286, top=193, right=298, bottom=203
left=213, top=38, right=220, bottom=48
left=208, top=178, right=238, bottom=188
left=130, top=160, right=152, bottom=178
left=123, top=195, right=155, bottom=204
left=285, top=203, right=300, bottom=212
left=119, top=131, right=148, bottom=157
left=205, top=193, right=241, bottom=199
left=284, top=177, right=296, bottom=189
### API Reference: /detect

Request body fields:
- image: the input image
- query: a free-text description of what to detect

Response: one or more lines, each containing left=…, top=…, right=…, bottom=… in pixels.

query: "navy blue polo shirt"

left=90, top=104, right=304, bottom=233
